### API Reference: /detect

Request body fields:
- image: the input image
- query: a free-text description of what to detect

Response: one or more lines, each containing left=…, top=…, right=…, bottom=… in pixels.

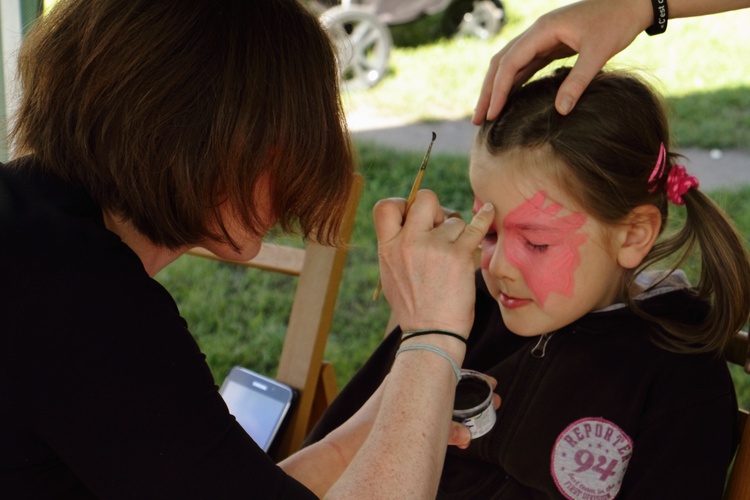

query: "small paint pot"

left=452, top=369, right=496, bottom=439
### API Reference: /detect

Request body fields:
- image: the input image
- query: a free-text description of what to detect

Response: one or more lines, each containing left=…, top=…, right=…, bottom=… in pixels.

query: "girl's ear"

left=615, top=205, right=662, bottom=269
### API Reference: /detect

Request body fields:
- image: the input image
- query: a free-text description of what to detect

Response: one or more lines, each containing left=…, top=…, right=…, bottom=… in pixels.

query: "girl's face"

left=470, top=146, right=626, bottom=337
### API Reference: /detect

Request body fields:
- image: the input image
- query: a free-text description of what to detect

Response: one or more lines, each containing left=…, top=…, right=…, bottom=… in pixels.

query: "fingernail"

left=461, top=427, right=472, bottom=447
left=482, top=202, right=494, bottom=212
left=559, top=96, right=574, bottom=115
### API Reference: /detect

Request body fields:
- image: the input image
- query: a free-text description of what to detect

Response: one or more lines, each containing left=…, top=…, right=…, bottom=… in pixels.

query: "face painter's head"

left=13, top=0, right=354, bottom=250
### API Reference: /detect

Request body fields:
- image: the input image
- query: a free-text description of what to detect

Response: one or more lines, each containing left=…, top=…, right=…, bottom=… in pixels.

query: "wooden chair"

left=724, top=330, right=750, bottom=499
left=188, top=174, right=363, bottom=461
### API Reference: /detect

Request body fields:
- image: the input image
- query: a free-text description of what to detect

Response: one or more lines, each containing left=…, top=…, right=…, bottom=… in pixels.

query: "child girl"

left=306, top=67, right=750, bottom=499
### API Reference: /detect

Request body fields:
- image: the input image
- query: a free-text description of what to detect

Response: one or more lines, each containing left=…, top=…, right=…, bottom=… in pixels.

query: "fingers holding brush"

left=372, top=191, right=444, bottom=244
left=373, top=191, right=483, bottom=336
left=372, top=132, right=436, bottom=301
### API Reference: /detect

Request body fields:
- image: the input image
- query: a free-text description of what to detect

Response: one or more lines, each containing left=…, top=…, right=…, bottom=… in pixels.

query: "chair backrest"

left=723, top=330, right=750, bottom=499
left=188, top=174, right=363, bottom=461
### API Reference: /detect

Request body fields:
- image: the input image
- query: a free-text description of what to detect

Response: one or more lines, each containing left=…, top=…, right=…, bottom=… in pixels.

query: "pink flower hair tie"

left=665, top=164, right=699, bottom=205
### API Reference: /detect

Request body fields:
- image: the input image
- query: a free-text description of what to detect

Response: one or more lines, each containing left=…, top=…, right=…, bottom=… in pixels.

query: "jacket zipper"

left=493, top=330, right=561, bottom=465
left=531, top=331, right=556, bottom=358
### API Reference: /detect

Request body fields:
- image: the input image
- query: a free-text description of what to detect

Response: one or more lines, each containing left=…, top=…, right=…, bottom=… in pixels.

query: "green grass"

left=156, top=3, right=750, bottom=407
left=342, top=3, right=750, bottom=148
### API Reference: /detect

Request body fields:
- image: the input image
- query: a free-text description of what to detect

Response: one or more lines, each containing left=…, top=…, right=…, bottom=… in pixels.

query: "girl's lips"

left=499, top=292, right=532, bottom=309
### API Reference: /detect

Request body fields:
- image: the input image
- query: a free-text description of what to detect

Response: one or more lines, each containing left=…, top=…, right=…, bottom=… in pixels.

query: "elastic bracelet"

left=645, top=0, right=668, bottom=36
left=396, top=344, right=462, bottom=383
left=401, top=329, right=468, bottom=346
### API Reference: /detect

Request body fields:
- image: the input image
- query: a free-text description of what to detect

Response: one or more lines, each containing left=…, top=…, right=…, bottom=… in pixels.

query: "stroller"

left=312, top=0, right=505, bottom=90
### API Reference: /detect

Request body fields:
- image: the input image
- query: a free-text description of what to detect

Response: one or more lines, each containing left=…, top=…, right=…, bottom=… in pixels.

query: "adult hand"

left=373, top=190, right=494, bottom=337
left=472, top=0, right=651, bottom=122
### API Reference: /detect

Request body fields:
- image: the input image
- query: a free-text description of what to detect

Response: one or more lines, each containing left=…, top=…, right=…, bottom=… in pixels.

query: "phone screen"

left=219, top=368, right=294, bottom=452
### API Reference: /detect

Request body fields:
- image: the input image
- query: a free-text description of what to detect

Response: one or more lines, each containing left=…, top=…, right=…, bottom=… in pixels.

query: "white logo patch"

left=551, top=417, right=633, bottom=500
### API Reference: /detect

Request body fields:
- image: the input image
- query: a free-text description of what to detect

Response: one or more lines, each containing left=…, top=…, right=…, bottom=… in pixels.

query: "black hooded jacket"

left=307, top=271, right=738, bottom=499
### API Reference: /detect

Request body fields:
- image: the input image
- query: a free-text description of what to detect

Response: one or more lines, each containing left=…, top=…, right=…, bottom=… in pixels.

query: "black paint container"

left=452, top=369, right=496, bottom=439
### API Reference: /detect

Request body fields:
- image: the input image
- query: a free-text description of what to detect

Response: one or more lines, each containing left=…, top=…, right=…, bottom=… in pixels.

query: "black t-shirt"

left=0, top=158, right=316, bottom=499
left=307, top=273, right=738, bottom=499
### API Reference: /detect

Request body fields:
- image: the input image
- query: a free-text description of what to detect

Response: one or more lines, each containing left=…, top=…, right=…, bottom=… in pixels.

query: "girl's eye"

left=527, top=241, right=549, bottom=252
left=483, top=222, right=498, bottom=243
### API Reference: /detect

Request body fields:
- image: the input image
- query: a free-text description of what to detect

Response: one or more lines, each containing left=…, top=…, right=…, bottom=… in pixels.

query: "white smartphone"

left=219, top=366, right=295, bottom=452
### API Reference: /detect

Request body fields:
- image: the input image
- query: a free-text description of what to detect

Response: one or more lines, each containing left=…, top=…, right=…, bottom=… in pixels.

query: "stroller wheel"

left=443, top=0, right=505, bottom=40
left=320, top=6, right=392, bottom=91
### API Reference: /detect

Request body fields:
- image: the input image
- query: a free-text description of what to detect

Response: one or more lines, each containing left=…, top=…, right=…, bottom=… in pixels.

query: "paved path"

left=348, top=113, right=750, bottom=192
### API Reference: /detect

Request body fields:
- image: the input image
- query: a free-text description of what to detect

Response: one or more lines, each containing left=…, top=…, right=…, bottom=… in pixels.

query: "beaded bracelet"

left=645, top=0, right=668, bottom=36
left=396, top=344, right=462, bottom=383
left=400, top=329, right=468, bottom=346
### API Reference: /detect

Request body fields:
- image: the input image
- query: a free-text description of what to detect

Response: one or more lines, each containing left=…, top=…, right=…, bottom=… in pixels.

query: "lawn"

left=343, top=1, right=750, bottom=149
left=155, top=2, right=750, bottom=406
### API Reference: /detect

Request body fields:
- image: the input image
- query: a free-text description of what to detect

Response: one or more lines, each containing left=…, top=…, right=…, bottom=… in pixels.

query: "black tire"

left=442, top=0, right=505, bottom=39
left=320, top=6, right=392, bottom=90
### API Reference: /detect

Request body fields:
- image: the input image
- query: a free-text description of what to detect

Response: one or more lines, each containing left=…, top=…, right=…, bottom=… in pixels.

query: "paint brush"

left=372, top=131, right=437, bottom=301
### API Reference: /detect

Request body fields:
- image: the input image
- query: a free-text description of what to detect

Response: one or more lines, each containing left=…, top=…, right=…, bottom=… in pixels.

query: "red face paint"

left=502, top=192, right=587, bottom=305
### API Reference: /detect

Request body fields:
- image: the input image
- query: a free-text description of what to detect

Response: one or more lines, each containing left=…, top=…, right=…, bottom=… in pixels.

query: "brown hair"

left=12, top=0, right=354, bottom=249
left=477, top=67, right=750, bottom=354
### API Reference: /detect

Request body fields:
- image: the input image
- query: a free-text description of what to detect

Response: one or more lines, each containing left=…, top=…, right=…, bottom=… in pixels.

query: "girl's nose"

left=486, top=238, right=515, bottom=281
left=479, top=238, right=495, bottom=270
